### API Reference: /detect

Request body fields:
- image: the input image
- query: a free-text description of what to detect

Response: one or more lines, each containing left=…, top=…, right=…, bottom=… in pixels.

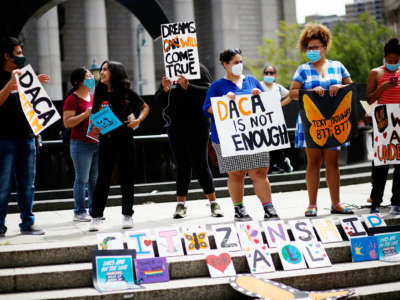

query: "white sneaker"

left=122, top=215, right=133, bottom=229
left=89, top=218, right=102, bottom=232
left=73, top=213, right=91, bottom=222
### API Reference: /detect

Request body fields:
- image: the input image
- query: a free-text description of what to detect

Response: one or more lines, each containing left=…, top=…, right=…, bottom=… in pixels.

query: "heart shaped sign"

left=206, top=253, right=232, bottom=273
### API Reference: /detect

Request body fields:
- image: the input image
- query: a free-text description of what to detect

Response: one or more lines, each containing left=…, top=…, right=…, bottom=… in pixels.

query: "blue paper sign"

left=376, top=232, right=400, bottom=259
left=90, top=106, right=122, bottom=134
left=350, top=236, right=378, bottom=262
left=91, top=250, right=140, bottom=292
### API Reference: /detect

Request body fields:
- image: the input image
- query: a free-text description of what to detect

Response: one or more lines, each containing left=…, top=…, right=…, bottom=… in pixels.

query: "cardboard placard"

left=16, top=64, right=61, bottom=135
left=340, top=216, right=367, bottom=239
left=205, top=250, right=236, bottom=278
left=278, top=242, right=307, bottom=271
left=372, top=104, right=400, bottom=166
left=210, top=91, right=290, bottom=157
left=211, top=223, right=242, bottom=252
left=155, top=227, right=184, bottom=257
left=236, top=221, right=264, bottom=248
left=301, top=242, right=332, bottom=268
left=134, top=257, right=169, bottom=284
left=288, top=219, right=317, bottom=243
left=182, top=225, right=210, bottom=255
left=91, top=250, right=140, bottom=292
left=261, top=220, right=290, bottom=248
left=244, top=245, right=275, bottom=274
left=97, top=233, right=125, bottom=250
left=161, top=21, right=200, bottom=80
left=376, top=232, right=400, bottom=259
left=90, top=106, right=122, bottom=135
left=350, top=236, right=378, bottom=262
left=362, top=214, right=386, bottom=229
left=125, top=230, right=155, bottom=258
left=312, top=218, right=343, bottom=243
left=299, top=83, right=357, bottom=148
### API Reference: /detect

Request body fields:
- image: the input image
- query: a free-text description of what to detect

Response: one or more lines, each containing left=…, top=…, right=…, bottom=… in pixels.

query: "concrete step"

left=9, top=162, right=373, bottom=202
left=0, top=260, right=399, bottom=298
left=8, top=168, right=392, bottom=214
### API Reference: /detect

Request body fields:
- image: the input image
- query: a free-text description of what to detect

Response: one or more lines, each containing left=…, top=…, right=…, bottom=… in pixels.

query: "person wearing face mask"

left=366, top=38, right=400, bottom=215
left=289, top=24, right=354, bottom=217
left=63, top=67, right=98, bottom=222
left=155, top=65, right=224, bottom=219
left=0, top=37, right=50, bottom=236
left=260, top=65, right=293, bottom=174
left=203, top=49, right=279, bottom=221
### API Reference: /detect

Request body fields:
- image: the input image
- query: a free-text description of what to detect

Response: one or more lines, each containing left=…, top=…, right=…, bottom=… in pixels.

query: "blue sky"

left=296, top=0, right=355, bottom=23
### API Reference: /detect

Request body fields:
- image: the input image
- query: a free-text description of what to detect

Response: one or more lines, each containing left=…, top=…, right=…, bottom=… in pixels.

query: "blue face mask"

left=385, top=63, right=400, bottom=72
left=263, top=75, right=275, bottom=84
left=83, top=77, right=95, bottom=90
left=306, top=50, right=321, bottom=63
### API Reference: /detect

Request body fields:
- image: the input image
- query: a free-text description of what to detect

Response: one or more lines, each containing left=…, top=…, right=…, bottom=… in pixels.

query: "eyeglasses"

left=264, top=71, right=275, bottom=75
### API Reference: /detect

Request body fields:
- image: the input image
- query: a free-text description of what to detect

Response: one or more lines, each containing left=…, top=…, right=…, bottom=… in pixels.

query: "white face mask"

left=231, top=63, right=243, bottom=76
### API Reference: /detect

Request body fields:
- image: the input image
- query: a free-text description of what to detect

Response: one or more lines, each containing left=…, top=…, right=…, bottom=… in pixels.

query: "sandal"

left=305, top=205, right=317, bottom=217
left=331, top=202, right=354, bottom=214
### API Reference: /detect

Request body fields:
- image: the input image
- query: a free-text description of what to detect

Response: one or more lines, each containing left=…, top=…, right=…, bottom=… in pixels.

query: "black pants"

left=370, top=162, right=400, bottom=208
left=168, top=120, right=215, bottom=197
left=91, top=132, right=135, bottom=217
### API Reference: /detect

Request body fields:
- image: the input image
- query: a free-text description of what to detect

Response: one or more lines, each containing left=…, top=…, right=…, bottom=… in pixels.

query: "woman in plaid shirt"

left=289, top=23, right=354, bottom=217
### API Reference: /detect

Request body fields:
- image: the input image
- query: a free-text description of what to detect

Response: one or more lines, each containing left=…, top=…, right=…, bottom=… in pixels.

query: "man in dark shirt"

left=0, top=37, right=49, bottom=236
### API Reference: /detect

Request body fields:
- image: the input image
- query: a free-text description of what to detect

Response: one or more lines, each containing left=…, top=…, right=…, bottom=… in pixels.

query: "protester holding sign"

left=0, top=37, right=49, bottom=236
left=289, top=24, right=354, bottom=217
left=155, top=64, right=223, bottom=219
left=260, top=65, right=293, bottom=174
left=89, top=61, right=150, bottom=232
left=203, top=49, right=279, bottom=221
left=366, top=38, right=400, bottom=215
left=63, top=67, right=98, bottom=222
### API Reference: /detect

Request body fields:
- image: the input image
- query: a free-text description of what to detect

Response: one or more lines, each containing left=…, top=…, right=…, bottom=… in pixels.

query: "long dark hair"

left=66, top=67, right=87, bottom=97
left=93, top=60, right=131, bottom=113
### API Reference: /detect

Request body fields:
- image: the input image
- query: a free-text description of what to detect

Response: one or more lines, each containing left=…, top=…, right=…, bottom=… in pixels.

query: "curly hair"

left=297, top=23, right=332, bottom=53
left=384, top=38, right=400, bottom=56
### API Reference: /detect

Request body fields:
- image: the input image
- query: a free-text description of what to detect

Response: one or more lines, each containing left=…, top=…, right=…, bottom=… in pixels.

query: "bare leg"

left=247, top=167, right=271, bottom=205
left=227, top=171, right=246, bottom=205
left=305, top=148, right=323, bottom=207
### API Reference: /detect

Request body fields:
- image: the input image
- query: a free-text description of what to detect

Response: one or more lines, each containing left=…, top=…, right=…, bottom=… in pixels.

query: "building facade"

left=345, top=0, right=384, bottom=23
left=20, top=0, right=296, bottom=100
left=383, top=0, right=400, bottom=35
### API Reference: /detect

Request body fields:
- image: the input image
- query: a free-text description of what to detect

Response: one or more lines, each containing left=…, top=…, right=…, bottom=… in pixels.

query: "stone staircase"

left=8, top=162, right=391, bottom=213
left=1, top=216, right=400, bottom=299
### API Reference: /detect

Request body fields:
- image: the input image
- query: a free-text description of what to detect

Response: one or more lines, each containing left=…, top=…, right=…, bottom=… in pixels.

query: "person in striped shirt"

left=366, top=38, right=400, bottom=214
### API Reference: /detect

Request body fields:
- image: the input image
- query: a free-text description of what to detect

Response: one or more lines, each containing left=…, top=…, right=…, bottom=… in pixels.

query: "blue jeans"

left=0, top=138, right=36, bottom=233
left=70, top=140, right=99, bottom=215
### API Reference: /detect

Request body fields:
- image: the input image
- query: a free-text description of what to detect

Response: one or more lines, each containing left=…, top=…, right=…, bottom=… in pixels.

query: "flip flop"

left=331, top=203, right=354, bottom=214
left=305, top=206, right=317, bottom=217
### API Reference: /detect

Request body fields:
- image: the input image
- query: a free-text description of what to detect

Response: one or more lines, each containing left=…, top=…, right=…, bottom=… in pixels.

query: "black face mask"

left=13, top=55, right=26, bottom=68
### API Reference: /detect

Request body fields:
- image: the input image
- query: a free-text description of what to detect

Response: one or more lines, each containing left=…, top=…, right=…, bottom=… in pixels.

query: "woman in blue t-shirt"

left=203, top=49, right=279, bottom=221
left=289, top=23, right=353, bottom=217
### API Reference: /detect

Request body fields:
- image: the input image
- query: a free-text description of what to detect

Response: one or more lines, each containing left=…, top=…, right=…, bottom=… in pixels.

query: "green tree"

left=329, top=12, right=395, bottom=83
left=247, top=21, right=303, bottom=88
left=248, top=13, right=395, bottom=86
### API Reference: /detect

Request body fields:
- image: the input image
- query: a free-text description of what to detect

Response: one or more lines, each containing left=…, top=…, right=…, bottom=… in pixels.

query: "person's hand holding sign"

left=162, top=76, right=171, bottom=92
left=312, top=86, right=325, bottom=96
left=226, top=91, right=236, bottom=100
left=37, top=74, right=50, bottom=84
left=251, top=88, right=262, bottom=95
left=11, top=69, right=22, bottom=84
left=329, top=84, right=341, bottom=97
left=177, top=75, right=189, bottom=90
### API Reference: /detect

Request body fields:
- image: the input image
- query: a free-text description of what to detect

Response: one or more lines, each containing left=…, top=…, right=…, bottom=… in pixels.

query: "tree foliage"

left=248, top=12, right=396, bottom=86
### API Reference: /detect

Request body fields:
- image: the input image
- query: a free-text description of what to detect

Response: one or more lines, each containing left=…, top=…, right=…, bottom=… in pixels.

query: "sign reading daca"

left=372, top=104, right=400, bottom=166
left=16, top=64, right=61, bottom=135
left=299, top=83, right=357, bottom=148
left=211, top=90, right=290, bottom=157
left=160, top=21, right=200, bottom=80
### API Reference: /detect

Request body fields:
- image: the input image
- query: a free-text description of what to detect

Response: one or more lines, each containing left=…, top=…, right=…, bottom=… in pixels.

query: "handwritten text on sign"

left=211, top=91, right=290, bottom=157
left=16, top=64, right=60, bottom=135
left=373, top=104, right=400, bottom=166
left=161, top=21, right=200, bottom=80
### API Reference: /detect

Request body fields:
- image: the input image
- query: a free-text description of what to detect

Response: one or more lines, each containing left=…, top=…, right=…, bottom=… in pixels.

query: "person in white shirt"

left=260, top=65, right=293, bottom=174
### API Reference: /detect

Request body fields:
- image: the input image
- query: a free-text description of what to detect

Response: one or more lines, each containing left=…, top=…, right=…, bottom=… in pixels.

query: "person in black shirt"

left=0, top=37, right=50, bottom=236
left=88, top=61, right=149, bottom=232
left=155, top=64, right=223, bottom=219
